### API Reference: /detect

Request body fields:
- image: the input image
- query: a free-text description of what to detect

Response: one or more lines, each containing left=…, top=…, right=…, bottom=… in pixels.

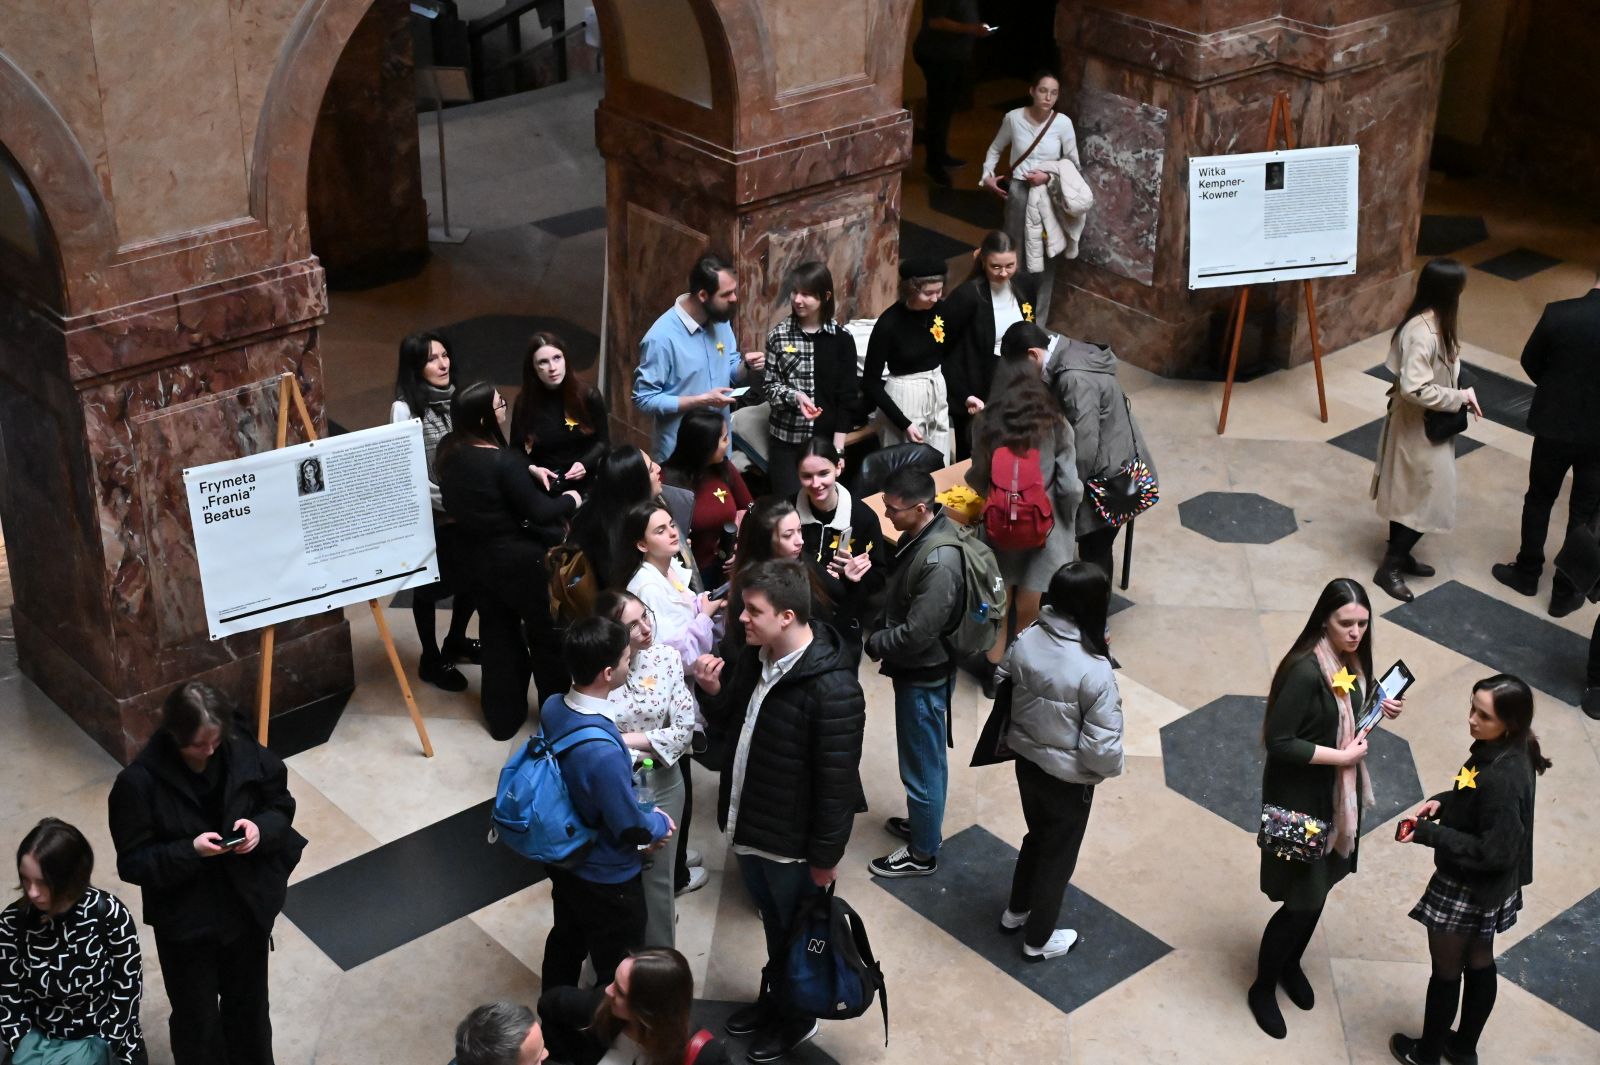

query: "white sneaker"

left=1022, top=928, right=1078, bottom=962
left=999, top=909, right=1029, bottom=934
left=675, top=866, right=709, bottom=896
left=685, top=849, right=703, bottom=869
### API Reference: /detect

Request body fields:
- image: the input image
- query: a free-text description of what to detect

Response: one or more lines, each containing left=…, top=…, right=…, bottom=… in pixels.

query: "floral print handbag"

left=1257, top=803, right=1330, bottom=863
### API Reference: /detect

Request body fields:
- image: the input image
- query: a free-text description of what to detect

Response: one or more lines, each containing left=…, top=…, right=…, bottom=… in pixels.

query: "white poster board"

left=185, top=421, right=439, bottom=639
left=1188, top=144, right=1359, bottom=289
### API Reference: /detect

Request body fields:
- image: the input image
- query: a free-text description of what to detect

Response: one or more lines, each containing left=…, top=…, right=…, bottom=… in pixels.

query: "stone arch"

left=250, top=0, right=388, bottom=264
left=589, top=0, right=741, bottom=144
left=0, top=51, right=116, bottom=315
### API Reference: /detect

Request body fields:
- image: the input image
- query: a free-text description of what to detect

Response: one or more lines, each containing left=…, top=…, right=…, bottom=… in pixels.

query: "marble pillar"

left=307, top=0, right=429, bottom=288
left=591, top=0, right=916, bottom=443
left=1052, top=1, right=1460, bottom=377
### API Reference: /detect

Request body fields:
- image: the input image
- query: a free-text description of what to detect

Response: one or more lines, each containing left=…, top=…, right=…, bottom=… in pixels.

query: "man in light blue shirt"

left=633, top=254, right=765, bottom=458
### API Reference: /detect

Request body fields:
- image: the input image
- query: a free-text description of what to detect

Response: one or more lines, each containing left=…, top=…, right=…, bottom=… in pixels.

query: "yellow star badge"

left=1330, top=667, right=1357, bottom=695
left=930, top=315, right=946, bottom=344
left=564, top=416, right=579, bottom=431
left=1453, top=765, right=1479, bottom=790
left=715, top=341, right=725, bottom=352
left=640, top=675, right=657, bottom=690
left=829, top=535, right=841, bottom=551
left=783, top=344, right=796, bottom=354
left=1304, top=821, right=1320, bottom=836
left=670, top=578, right=686, bottom=592
left=713, top=487, right=728, bottom=503
left=1021, top=302, right=1034, bottom=322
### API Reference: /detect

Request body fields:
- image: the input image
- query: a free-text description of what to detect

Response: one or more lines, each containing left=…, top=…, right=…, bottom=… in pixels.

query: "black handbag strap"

left=999, top=112, right=1057, bottom=179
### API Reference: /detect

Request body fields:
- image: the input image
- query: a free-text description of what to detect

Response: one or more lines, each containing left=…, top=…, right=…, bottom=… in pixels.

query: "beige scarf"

left=1311, top=637, right=1374, bottom=857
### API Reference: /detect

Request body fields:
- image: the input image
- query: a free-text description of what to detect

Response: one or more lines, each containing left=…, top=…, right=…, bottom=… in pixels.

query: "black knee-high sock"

left=1454, top=965, right=1497, bottom=1052
left=445, top=589, right=476, bottom=644
left=1388, top=522, right=1423, bottom=559
left=1420, top=974, right=1460, bottom=1059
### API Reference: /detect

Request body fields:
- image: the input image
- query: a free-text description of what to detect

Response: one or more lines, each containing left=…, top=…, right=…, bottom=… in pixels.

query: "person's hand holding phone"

left=692, top=654, right=724, bottom=695
left=193, top=832, right=229, bottom=858
left=227, top=818, right=261, bottom=855
left=697, top=387, right=737, bottom=409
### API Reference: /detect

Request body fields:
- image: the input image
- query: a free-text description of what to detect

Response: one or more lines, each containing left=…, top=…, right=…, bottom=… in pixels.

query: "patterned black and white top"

left=0, top=887, right=145, bottom=1064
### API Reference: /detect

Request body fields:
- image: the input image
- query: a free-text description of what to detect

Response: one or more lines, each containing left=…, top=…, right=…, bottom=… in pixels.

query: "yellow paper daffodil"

left=930, top=315, right=946, bottom=344
left=1453, top=765, right=1479, bottom=790
left=1021, top=302, right=1034, bottom=321
left=1330, top=668, right=1357, bottom=695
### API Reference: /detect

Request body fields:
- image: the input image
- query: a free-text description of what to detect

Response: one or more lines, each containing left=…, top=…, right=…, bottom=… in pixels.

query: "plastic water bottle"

left=633, top=757, right=656, bottom=813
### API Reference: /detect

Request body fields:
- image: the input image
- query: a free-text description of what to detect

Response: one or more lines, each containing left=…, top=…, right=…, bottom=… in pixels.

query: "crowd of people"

left=3, top=158, right=1595, bottom=1065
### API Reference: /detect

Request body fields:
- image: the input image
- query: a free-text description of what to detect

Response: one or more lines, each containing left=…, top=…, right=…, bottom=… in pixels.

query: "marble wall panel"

left=0, top=1, right=112, bottom=202
left=743, top=178, right=898, bottom=327
left=766, top=0, right=868, bottom=99
left=229, top=0, right=307, bottom=174
left=89, top=0, right=252, bottom=246
left=1076, top=88, right=1167, bottom=288
left=609, top=0, right=713, bottom=109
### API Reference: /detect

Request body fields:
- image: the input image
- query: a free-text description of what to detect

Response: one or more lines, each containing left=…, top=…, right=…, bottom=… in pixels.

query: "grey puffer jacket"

left=1047, top=339, right=1157, bottom=537
left=998, top=607, right=1124, bottom=784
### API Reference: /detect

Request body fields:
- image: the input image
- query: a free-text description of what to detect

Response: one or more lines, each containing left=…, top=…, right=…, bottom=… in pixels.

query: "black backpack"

left=782, top=883, right=888, bottom=1044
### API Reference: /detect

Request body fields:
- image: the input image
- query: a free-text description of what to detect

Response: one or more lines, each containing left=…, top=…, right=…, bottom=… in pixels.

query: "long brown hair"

left=974, top=335, right=1063, bottom=456
left=1262, top=578, right=1374, bottom=741
left=589, top=949, right=696, bottom=1065
left=511, top=331, right=598, bottom=449
left=1392, top=258, right=1466, bottom=359
left=963, top=229, right=1019, bottom=287
left=1471, top=674, right=1552, bottom=774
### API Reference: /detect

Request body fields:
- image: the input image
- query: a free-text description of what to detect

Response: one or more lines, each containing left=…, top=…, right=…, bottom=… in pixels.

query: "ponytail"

left=1471, top=673, right=1551, bottom=776
left=1525, top=731, right=1553, bottom=775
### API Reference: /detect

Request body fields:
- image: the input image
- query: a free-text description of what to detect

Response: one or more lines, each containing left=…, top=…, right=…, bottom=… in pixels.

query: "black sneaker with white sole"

left=884, top=816, right=911, bottom=841
left=868, top=845, right=937, bottom=878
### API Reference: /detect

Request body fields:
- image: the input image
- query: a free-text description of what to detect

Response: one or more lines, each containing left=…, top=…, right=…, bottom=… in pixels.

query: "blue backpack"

left=488, top=725, right=621, bottom=867
left=784, top=882, right=888, bottom=1044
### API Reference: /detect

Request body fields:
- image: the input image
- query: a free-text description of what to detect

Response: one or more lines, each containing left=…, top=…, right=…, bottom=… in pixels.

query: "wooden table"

left=863, top=459, right=974, bottom=545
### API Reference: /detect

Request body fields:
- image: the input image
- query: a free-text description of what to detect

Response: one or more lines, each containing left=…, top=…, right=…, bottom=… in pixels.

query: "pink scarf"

left=1311, top=637, right=1374, bottom=857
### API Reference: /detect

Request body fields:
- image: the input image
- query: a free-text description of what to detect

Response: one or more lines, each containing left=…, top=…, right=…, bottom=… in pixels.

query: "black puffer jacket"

left=704, top=622, right=865, bottom=868
left=1413, top=738, right=1537, bottom=908
left=107, top=721, right=306, bottom=936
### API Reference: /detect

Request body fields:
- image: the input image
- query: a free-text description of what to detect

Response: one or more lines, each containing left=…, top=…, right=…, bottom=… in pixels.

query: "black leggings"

left=1388, top=521, right=1423, bottom=558
left=1253, top=903, right=1323, bottom=989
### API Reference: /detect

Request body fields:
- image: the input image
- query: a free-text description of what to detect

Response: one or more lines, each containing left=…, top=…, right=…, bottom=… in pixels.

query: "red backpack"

left=983, top=446, right=1054, bottom=551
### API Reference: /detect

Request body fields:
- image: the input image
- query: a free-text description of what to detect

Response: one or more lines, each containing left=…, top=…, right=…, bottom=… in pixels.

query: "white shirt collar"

left=760, top=638, right=811, bottom=676
left=673, top=294, right=704, bottom=335
left=565, top=689, right=614, bottom=716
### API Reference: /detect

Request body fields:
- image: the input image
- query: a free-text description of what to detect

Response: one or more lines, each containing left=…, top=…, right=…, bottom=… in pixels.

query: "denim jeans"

left=893, top=676, right=952, bottom=858
left=736, top=852, right=822, bottom=1021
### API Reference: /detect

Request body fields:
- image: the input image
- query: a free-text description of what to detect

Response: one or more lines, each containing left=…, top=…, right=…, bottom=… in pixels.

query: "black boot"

left=1247, top=980, right=1286, bottom=1039
left=441, top=635, right=483, bottom=665
left=1401, top=555, right=1435, bottom=578
left=726, top=968, right=778, bottom=1037
left=1374, top=555, right=1415, bottom=603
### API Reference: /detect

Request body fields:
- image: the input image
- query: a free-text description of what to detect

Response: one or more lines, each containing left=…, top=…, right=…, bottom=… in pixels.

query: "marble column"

left=1051, top=1, right=1460, bottom=376
left=590, top=0, right=916, bottom=443
left=307, top=0, right=430, bottom=288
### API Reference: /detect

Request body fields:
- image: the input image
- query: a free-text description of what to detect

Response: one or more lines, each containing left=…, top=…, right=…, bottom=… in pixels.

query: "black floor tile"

left=1474, top=247, right=1562, bottom=282
left=1160, top=695, right=1422, bottom=835
left=1365, top=361, right=1533, bottom=434
left=436, top=313, right=600, bottom=382
left=926, top=185, right=1003, bottom=230
left=872, top=824, right=1171, bottom=1015
left=690, top=1001, right=842, bottom=1062
left=284, top=799, right=546, bottom=970
left=1416, top=214, right=1488, bottom=257
left=1383, top=580, right=1590, bottom=706
left=1327, top=418, right=1484, bottom=461
left=899, top=220, right=970, bottom=265
left=1177, top=491, right=1298, bottom=545
left=1497, top=886, right=1600, bottom=1033
left=532, top=205, right=607, bottom=238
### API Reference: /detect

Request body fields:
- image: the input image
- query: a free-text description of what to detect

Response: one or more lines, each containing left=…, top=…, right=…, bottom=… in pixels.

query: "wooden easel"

left=1216, top=90, right=1330, bottom=435
left=256, top=373, right=435, bottom=757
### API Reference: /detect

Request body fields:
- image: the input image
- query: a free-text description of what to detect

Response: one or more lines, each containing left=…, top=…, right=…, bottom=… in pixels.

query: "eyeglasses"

left=882, top=500, right=924, bottom=516
left=625, top=607, right=657, bottom=638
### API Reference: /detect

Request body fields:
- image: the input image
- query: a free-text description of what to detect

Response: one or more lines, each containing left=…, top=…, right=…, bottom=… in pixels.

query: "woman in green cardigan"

left=1250, top=578, right=1406, bottom=1040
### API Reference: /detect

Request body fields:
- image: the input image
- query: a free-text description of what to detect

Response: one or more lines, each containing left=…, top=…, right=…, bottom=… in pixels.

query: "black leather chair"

left=854, top=442, right=945, bottom=497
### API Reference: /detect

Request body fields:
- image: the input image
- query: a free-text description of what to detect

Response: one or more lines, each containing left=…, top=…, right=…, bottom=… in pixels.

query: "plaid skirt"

left=1409, top=870, right=1522, bottom=938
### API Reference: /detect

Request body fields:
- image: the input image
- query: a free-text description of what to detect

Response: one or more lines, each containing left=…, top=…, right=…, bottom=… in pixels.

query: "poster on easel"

left=1188, top=144, right=1359, bottom=290
left=184, top=420, right=439, bottom=639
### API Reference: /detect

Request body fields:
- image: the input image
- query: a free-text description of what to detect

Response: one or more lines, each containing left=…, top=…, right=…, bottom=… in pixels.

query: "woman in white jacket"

left=996, top=561, right=1124, bottom=963
left=981, top=70, right=1080, bottom=316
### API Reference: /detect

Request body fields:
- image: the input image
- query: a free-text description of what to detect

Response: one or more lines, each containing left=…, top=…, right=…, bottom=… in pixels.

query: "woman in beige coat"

left=1371, top=258, right=1482, bottom=602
